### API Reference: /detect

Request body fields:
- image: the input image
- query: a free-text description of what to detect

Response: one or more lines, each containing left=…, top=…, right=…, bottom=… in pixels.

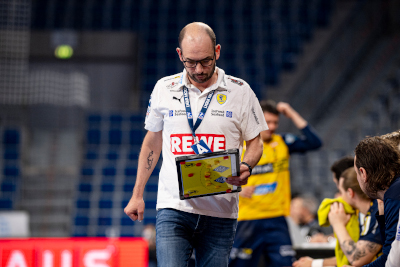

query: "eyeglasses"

left=182, top=53, right=215, bottom=68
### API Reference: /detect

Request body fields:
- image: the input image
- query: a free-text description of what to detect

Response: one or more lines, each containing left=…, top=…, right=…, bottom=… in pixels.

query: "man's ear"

left=176, top=48, right=183, bottom=62
left=359, top=167, right=368, bottom=183
left=347, top=188, right=355, bottom=199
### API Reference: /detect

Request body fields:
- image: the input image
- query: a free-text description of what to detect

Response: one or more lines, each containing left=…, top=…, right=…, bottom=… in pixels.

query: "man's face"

left=290, top=198, right=304, bottom=224
left=260, top=112, right=279, bottom=142
left=178, top=37, right=218, bottom=84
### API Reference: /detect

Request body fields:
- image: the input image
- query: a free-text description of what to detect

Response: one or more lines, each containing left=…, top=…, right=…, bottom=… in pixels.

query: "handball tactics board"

left=175, top=149, right=241, bottom=199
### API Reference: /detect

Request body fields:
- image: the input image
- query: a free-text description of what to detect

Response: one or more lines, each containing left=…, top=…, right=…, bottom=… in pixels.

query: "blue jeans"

left=156, top=208, right=238, bottom=267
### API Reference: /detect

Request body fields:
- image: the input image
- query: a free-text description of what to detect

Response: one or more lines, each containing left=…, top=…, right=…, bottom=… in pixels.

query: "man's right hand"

left=124, top=196, right=145, bottom=222
left=292, top=256, right=314, bottom=267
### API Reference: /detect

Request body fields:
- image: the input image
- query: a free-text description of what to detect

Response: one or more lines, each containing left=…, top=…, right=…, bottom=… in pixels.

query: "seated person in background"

left=293, top=168, right=383, bottom=267
left=290, top=194, right=332, bottom=243
left=330, top=156, right=355, bottom=194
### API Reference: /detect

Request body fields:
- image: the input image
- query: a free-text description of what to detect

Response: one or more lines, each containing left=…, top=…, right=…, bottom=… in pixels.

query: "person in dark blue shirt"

left=353, top=136, right=400, bottom=267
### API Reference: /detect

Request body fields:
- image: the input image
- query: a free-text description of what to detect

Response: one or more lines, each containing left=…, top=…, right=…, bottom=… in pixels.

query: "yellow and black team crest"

left=216, top=94, right=227, bottom=105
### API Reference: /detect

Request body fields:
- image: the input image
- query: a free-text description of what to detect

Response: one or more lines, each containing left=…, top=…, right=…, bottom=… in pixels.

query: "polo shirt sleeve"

left=240, top=87, right=268, bottom=141
left=145, top=81, right=164, bottom=132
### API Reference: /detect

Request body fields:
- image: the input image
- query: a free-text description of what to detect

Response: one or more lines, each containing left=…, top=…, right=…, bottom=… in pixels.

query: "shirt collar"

left=176, top=67, right=228, bottom=92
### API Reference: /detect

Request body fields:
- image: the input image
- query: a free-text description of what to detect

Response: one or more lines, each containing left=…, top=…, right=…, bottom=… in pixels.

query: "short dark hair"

left=260, top=100, right=279, bottom=115
left=341, top=167, right=369, bottom=201
left=355, top=136, right=400, bottom=194
left=330, top=156, right=354, bottom=181
left=178, top=22, right=216, bottom=49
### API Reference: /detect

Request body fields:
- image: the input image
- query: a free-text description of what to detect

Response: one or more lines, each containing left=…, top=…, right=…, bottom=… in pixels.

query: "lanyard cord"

left=183, top=86, right=215, bottom=139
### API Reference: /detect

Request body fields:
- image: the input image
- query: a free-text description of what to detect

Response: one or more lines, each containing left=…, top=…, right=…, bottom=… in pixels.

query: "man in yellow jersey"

left=229, top=100, right=322, bottom=267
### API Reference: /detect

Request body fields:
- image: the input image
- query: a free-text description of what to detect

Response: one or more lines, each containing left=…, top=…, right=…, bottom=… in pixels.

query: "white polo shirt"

left=145, top=67, right=268, bottom=219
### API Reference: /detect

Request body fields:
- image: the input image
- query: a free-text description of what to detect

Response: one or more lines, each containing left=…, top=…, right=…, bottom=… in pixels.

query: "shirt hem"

left=156, top=203, right=238, bottom=219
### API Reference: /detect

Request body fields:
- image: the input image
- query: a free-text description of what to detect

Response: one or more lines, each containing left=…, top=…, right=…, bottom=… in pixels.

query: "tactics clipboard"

left=175, top=149, right=241, bottom=200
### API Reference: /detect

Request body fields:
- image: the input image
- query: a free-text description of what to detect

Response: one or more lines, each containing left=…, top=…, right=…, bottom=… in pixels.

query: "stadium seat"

left=0, top=198, right=12, bottom=209
left=123, top=183, right=135, bottom=192
left=99, top=200, right=113, bottom=209
left=97, top=217, right=112, bottom=226
left=81, top=167, right=94, bottom=176
left=144, top=217, right=157, bottom=225
left=145, top=200, right=157, bottom=209
left=120, top=226, right=135, bottom=237
left=85, top=150, right=98, bottom=160
left=101, top=183, right=114, bottom=192
left=146, top=184, right=158, bottom=193
left=1, top=181, right=16, bottom=192
left=108, top=129, right=122, bottom=145
left=120, top=217, right=134, bottom=226
left=87, top=114, right=102, bottom=127
left=87, top=129, right=101, bottom=145
left=124, top=167, right=137, bottom=177
left=102, top=166, right=116, bottom=177
left=129, top=130, right=143, bottom=145
left=109, top=114, right=123, bottom=127
left=76, top=199, right=90, bottom=209
left=106, top=150, right=119, bottom=160
left=74, top=216, right=89, bottom=226
left=78, top=183, right=92, bottom=193
left=129, top=115, right=143, bottom=125
left=3, top=148, right=18, bottom=160
left=127, top=150, right=139, bottom=160
left=73, top=226, right=88, bottom=237
left=3, top=129, right=20, bottom=145
left=3, top=166, right=19, bottom=178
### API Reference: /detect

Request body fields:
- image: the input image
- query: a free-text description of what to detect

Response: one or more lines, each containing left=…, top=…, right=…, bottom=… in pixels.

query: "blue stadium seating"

left=3, top=129, right=20, bottom=145
left=87, top=129, right=101, bottom=145
left=3, top=166, right=19, bottom=178
left=74, top=216, right=89, bottom=226
left=3, top=148, right=18, bottom=160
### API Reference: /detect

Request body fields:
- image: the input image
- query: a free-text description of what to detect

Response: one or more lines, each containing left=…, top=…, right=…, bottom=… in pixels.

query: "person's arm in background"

left=292, top=256, right=336, bottom=267
left=328, top=202, right=382, bottom=266
left=227, top=134, right=263, bottom=187
left=124, top=130, right=162, bottom=222
left=277, top=102, right=322, bottom=154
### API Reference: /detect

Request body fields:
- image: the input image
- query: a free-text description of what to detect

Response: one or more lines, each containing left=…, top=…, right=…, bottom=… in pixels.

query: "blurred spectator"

left=330, top=156, right=355, bottom=189
left=290, top=195, right=332, bottom=243
left=142, top=224, right=157, bottom=267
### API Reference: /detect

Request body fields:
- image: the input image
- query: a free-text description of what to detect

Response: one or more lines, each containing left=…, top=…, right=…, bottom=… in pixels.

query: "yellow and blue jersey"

left=238, top=125, right=322, bottom=221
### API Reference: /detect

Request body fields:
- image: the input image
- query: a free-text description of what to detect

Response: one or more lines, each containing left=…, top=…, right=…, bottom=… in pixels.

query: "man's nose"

left=194, top=63, right=204, bottom=73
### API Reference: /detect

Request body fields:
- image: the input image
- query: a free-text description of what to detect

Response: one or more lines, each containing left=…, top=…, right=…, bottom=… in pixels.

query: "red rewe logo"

left=170, top=134, right=226, bottom=155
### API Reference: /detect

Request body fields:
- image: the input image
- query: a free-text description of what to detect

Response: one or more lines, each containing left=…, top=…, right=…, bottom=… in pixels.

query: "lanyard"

left=183, top=86, right=215, bottom=139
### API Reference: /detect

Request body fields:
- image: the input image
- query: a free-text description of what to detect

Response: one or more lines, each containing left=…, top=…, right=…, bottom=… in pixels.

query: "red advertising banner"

left=0, top=238, right=148, bottom=267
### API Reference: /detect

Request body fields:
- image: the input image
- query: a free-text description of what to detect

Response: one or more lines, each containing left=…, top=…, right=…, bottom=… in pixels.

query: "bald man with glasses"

left=124, top=22, right=268, bottom=267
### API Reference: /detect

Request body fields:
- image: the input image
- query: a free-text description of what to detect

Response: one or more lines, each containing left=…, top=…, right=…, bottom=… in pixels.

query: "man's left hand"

left=226, top=164, right=250, bottom=186
left=328, top=202, right=350, bottom=227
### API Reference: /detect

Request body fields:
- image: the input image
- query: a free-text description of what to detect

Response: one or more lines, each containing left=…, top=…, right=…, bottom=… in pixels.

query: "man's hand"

left=124, top=196, right=145, bottom=222
left=277, top=102, right=296, bottom=119
left=239, top=186, right=255, bottom=198
left=226, top=164, right=251, bottom=186
left=277, top=102, right=308, bottom=129
left=328, top=202, right=350, bottom=227
left=292, top=256, right=313, bottom=267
